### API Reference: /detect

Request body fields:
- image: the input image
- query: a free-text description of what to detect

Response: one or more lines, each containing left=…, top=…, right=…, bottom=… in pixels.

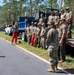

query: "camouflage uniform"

left=47, top=11, right=55, bottom=24
left=34, top=26, right=41, bottom=47
left=54, top=15, right=59, bottom=28
left=26, top=25, right=31, bottom=44
left=40, top=24, right=46, bottom=48
left=29, top=22, right=36, bottom=45
left=30, top=25, right=34, bottom=36
left=60, top=13, right=66, bottom=20
left=65, top=9, right=72, bottom=38
left=60, top=9, right=66, bottom=19
left=33, top=26, right=37, bottom=34
left=46, top=21, right=59, bottom=72
left=58, top=23, right=67, bottom=62
left=11, top=22, right=18, bottom=44
left=46, top=27, right=59, bottom=70
left=30, top=25, right=37, bottom=46
left=38, top=14, right=46, bottom=25
left=48, top=15, right=55, bottom=24
left=44, top=27, right=50, bottom=49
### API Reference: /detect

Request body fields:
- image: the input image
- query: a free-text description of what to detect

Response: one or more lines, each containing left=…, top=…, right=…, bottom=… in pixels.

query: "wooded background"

left=0, top=0, right=73, bottom=26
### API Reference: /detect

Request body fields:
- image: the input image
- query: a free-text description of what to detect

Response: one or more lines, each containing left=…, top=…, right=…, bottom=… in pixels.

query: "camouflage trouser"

left=58, top=39, right=66, bottom=61
left=48, top=46, right=58, bottom=67
left=67, top=22, right=72, bottom=38
left=27, top=35, right=31, bottom=45
left=40, top=38, right=46, bottom=48
left=34, top=37, right=41, bottom=47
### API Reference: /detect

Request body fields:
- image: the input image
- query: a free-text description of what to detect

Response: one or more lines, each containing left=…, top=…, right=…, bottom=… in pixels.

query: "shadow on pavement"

left=0, top=56, right=6, bottom=58
left=65, top=69, right=74, bottom=74
left=55, top=69, right=66, bottom=74
left=53, top=69, right=74, bottom=75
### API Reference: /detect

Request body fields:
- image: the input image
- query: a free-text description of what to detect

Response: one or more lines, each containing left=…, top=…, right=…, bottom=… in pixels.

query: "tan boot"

left=47, top=66, right=55, bottom=72
left=55, top=64, right=58, bottom=70
left=55, top=67, right=58, bottom=70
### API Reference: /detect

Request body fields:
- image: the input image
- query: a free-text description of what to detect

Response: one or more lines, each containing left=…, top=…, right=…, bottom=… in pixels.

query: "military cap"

left=55, top=11, right=58, bottom=13
left=42, top=23, right=45, bottom=26
left=47, top=21, right=55, bottom=25
left=34, top=22, right=37, bottom=25
left=60, top=18, right=66, bottom=21
left=38, top=22, right=42, bottom=25
left=31, top=21, right=34, bottom=24
left=66, top=7, right=69, bottom=10
left=60, top=9, right=64, bottom=12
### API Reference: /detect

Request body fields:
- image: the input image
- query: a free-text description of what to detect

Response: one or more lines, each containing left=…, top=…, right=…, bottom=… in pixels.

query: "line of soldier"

left=26, top=7, right=72, bottom=46
left=25, top=7, right=72, bottom=72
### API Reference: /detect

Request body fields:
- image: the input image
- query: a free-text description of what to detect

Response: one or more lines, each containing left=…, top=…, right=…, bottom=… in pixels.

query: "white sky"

left=0, top=0, right=4, bottom=6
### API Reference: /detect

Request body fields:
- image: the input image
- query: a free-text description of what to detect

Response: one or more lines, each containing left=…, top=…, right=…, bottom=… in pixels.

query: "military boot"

left=47, top=66, right=55, bottom=72
left=55, top=64, right=58, bottom=70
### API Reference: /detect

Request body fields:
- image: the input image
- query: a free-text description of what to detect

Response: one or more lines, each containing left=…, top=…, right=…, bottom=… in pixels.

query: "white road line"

left=0, top=37, right=73, bottom=75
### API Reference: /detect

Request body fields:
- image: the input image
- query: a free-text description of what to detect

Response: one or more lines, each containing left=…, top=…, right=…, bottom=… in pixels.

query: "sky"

left=0, top=0, right=4, bottom=6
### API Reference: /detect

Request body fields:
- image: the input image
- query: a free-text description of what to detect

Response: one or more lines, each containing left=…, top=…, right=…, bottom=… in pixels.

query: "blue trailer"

left=18, top=16, right=35, bottom=31
left=17, top=16, right=35, bottom=40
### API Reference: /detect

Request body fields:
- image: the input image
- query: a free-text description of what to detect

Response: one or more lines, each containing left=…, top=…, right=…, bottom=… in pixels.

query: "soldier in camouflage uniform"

left=25, top=23, right=31, bottom=44
left=60, top=9, right=66, bottom=20
left=30, top=22, right=34, bottom=36
left=30, top=22, right=36, bottom=46
left=44, top=23, right=51, bottom=49
left=46, top=21, right=59, bottom=72
left=40, top=23, right=46, bottom=49
left=58, top=18, right=67, bottom=62
left=38, top=14, right=46, bottom=25
left=31, top=24, right=37, bottom=46
left=65, top=7, right=72, bottom=38
left=11, top=22, right=18, bottom=44
left=34, top=23, right=41, bottom=47
left=54, top=11, right=60, bottom=28
left=47, top=11, right=55, bottom=24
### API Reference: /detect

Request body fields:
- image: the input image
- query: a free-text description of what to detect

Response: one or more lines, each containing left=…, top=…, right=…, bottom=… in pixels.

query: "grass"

left=0, top=31, right=74, bottom=73
left=72, top=28, right=74, bottom=37
left=18, top=42, right=48, bottom=60
left=0, top=32, right=11, bottom=41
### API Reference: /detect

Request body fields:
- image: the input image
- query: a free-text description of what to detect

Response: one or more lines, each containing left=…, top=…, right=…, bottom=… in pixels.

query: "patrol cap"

left=47, top=22, right=50, bottom=25
left=66, top=7, right=69, bottom=10
left=31, top=21, right=34, bottom=24
left=34, top=22, right=37, bottom=25
left=47, top=21, right=55, bottom=25
left=42, top=23, right=45, bottom=26
left=51, top=11, right=54, bottom=14
left=38, top=22, right=42, bottom=25
left=60, top=9, right=64, bottom=12
left=60, top=18, right=66, bottom=21
left=55, top=11, right=58, bottom=13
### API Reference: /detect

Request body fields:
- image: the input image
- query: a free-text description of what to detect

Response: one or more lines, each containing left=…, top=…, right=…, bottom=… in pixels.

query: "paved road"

left=0, top=38, right=70, bottom=75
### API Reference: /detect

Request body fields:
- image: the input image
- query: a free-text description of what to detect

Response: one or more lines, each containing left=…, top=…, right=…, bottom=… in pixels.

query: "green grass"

left=0, top=32, right=11, bottom=41
left=72, top=28, right=74, bottom=37
left=72, top=29, right=74, bottom=33
left=59, top=56, right=74, bottom=69
left=0, top=31, right=74, bottom=73
left=18, top=41, right=48, bottom=60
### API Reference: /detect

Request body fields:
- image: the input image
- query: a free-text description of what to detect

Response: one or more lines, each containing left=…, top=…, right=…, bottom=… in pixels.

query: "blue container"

left=18, top=17, right=35, bottom=31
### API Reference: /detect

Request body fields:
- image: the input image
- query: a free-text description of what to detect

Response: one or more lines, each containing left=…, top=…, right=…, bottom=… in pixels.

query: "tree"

left=0, top=0, right=74, bottom=26
left=48, top=0, right=58, bottom=9
left=1, top=0, right=26, bottom=25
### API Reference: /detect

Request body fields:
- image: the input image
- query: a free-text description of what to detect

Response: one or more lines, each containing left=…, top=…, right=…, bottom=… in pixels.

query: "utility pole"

left=30, top=0, right=32, bottom=17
